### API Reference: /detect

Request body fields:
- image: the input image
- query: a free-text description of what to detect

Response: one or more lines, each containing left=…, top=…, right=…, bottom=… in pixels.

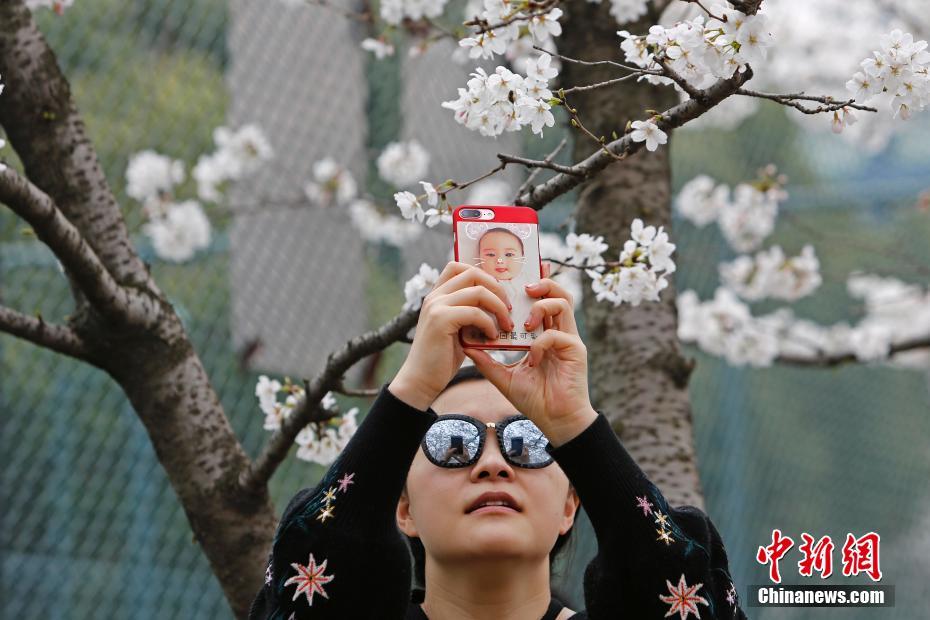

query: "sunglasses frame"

left=420, top=413, right=554, bottom=469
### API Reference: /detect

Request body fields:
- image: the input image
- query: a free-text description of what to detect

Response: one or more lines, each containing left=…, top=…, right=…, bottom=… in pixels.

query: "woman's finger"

left=439, top=285, right=514, bottom=332
left=528, top=329, right=585, bottom=367
left=430, top=264, right=511, bottom=310
left=541, top=261, right=552, bottom=279
left=439, top=306, right=500, bottom=340
left=524, top=278, right=574, bottom=307
left=430, top=261, right=471, bottom=291
left=524, top=297, right=577, bottom=335
left=462, top=348, right=513, bottom=393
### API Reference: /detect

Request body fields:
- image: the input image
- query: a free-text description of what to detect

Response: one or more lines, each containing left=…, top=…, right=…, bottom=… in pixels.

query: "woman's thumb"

left=462, top=348, right=508, bottom=388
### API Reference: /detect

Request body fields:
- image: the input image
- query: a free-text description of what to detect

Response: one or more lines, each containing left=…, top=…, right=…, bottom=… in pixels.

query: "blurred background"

left=1, top=0, right=928, bottom=618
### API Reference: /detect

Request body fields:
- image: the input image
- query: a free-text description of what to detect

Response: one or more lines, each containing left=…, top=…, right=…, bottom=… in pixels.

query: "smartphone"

left=452, top=205, right=544, bottom=351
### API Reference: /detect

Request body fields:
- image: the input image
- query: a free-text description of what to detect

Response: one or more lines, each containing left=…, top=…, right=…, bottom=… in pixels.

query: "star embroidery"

left=285, top=553, right=334, bottom=607
left=316, top=504, right=335, bottom=523
left=659, top=573, right=708, bottom=620
left=726, top=583, right=737, bottom=606
left=657, top=528, right=675, bottom=546
left=654, top=511, right=670, bottom=528
left=322, top=486, right=338, bottom=503
left=635, top=495, right=654, bottom=516
left=337, top=472, right=355, bottom=493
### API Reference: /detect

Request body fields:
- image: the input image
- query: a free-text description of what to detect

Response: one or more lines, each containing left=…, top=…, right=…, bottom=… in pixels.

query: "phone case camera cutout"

left=453, top=205, right=543, bottom=351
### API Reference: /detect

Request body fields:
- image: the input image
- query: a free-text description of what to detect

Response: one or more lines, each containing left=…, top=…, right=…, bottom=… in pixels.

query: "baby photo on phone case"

left=456, top=219, right=543, bottom=349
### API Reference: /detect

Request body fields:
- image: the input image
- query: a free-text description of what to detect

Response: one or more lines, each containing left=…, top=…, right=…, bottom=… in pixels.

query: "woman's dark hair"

left=404, top=364, right=577, bottom=604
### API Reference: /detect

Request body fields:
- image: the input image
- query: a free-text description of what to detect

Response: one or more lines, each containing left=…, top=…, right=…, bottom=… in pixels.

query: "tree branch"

left=0, top=304, right=92, bottom=361
left=515, top=66, right=754, bottom=209
left=512, top=138, right=568, bottom=203
left=736, top=88, right=878, bottom=115
left=497, top=152, right=585, bottom=176
left=241, top=307, right=420, bottom=490
left=776, top=335, right=930, bottom=368
left=0, top=168, right=162, bottom=327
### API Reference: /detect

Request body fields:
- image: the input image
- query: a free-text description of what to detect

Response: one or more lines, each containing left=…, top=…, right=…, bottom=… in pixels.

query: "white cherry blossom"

left=377, top=140, right=430, bottom=187
left=630, top=119, right=668, bottom=152
left=403, top=263, right=440, bottom=311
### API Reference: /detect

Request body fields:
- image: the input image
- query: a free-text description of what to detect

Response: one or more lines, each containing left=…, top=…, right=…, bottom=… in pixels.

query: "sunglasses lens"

left=424, top=419, right=481, bottom=466
left=502, top=419, right=552, bottom=466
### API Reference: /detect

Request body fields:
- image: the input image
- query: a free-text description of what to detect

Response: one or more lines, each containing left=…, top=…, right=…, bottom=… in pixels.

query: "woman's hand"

left=389, top=262, right=514, bottom=411
left=462, top=274, right=598, bottom=448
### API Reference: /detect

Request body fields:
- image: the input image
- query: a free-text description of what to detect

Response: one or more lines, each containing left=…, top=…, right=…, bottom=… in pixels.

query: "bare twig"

left=736, top=88, right=878, bottom=114
left=513, top=138, right=568, bottom=203
left=0, top=169, right=162, bottom=328
left=242, top=307, right=420, bottom=490
left=560, top=91, right=627, bottom=160
left=533, top=44, right=651, bottom=74
left=446, top=162, right=508, bottom=195
left=560, top=72, right=649, bottom=94
left=497, top=152, right=585, bottom=176
left=681, top=0, right=725, bottom=21
left=0, top=304, right=92, bottom=361
left=777, top=335, right=930, bottom=367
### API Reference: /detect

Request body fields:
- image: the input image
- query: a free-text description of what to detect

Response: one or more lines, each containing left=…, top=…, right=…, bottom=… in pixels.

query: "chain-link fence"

left=2, top=1, right=929, bottom=618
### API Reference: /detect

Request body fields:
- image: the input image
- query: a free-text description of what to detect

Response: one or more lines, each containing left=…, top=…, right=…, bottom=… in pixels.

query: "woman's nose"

left=470, top=428, right=514, bottom=481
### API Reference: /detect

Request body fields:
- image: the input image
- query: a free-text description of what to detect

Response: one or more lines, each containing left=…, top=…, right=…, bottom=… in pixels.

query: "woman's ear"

left=560, top=485, right=580, bottom=535
left=396, top=487, right=419, bottom=537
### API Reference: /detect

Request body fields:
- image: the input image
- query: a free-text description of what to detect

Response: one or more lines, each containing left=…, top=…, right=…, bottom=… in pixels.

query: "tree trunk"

left=0, top=3, right=275, bottom=616
left=561, top=2, right=705, bottom=508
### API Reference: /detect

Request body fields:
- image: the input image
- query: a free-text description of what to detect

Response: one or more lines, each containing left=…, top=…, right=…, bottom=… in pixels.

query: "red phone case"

left=452, top=205, right=544, bottom=351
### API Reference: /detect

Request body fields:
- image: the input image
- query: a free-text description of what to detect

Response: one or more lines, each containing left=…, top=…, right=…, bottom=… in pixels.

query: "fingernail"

left=525, top=282, right=536, bottom=289
left=508, top=302, right=512, bottom=310
left=524, top=320, right=531, bottom=329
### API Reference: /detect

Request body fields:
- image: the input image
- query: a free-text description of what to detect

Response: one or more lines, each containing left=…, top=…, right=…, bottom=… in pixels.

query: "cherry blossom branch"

left=444, top=161, right=507, bottom=195
left=560, top=71, right=652, bottom=94
left=560, top=91, right=627, bottom=160
left=776, top=335, right=930, bottom=368
left=736, top=88, right=878, bottom=114
left=497, top=152, right=586, bottom=176
left=515, top=66, right=755, bottom=208
left=656, top=56, right=705, bottom=101
left=0, top=168, right=162, bottom=327
left=0, top=304, right=92, bottom=361
left=242, top=306, right=420, bottom=490
left=533, top=44, right=655, bottom=74
left=513, top=137, right=568, bottom=203
left=465, top=0, right=561, bottom=35
left=681, top=0, right=725, bottom=22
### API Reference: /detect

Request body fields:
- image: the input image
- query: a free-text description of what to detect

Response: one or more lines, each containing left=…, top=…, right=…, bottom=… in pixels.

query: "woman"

left=249, top=262, right=746, bottom=619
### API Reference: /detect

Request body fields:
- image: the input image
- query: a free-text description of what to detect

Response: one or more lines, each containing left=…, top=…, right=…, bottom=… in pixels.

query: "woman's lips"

left=495, top=267, right=508, bottom=273
left=468, top=505, right=520, bottom=515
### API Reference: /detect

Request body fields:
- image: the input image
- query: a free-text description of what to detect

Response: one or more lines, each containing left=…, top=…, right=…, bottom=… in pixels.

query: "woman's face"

left=397, top=379, right=578, bottom=566
left=477, top=231, right=524, bottom=281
